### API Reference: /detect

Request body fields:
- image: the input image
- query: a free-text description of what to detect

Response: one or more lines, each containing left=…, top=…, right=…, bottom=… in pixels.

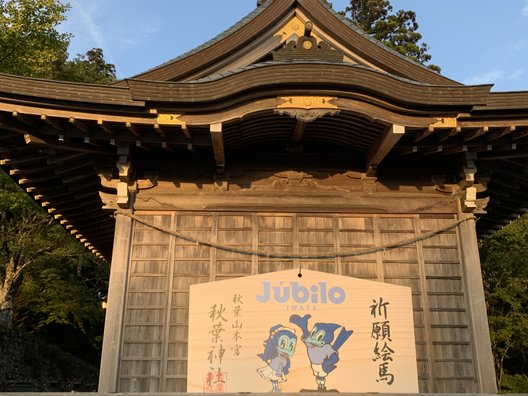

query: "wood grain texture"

left=112, top=211, right=487, bottom=393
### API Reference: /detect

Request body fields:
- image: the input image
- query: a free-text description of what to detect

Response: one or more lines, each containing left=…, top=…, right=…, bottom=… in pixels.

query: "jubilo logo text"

left=256, top=281, right=346, bottom=304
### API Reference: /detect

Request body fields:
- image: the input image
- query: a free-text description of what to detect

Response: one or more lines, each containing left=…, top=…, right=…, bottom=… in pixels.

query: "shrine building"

left=1, top=0, right=528, bottom=394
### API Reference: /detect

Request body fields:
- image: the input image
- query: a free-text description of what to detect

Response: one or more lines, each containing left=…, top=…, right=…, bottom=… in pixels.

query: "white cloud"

left=70, top=0, right=107, bottom=52
left=507, top=68, right=525, bottom=80
left=114, top=20, right=162, bottom=47
left=523, top=0, right=528, bottom=16
left=464, top=69, right=505, bottom=85
left=464, top=68, right=525, bottom=85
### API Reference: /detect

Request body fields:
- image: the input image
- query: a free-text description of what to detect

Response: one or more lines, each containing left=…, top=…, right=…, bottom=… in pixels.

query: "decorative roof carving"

left=272, top=21, right=343, bottom=62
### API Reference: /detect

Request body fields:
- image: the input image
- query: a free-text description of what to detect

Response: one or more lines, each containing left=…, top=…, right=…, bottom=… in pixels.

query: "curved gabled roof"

left=129, top=0, right=459, bottom=86
left=126, top=62, right=489, bottom=108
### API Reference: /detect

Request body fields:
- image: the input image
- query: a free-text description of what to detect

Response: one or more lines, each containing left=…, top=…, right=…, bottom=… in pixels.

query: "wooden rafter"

left=396, top=146, right=417, bottom=156
left=18, top=173, right=61, bottom=185
left=24, top=133, right=112, bottom=155
left=125, top=122, right=141, bottom=137
left=418, top=146, right=443, bottom=155
left=41, top=115, right=64, bottom=131
left=69, top=117, right=90, bottom=134
left=413, top=126, right=435, bottom=142
left=513, top=128, right=528, bottom=140
left=440, top=145, right=467, bottom=156
left=97, top=119, right=114, bottom=135
left=46, top=153, right=89, bottom=165
left=55, top=162, right=93, bottom=176
left=12, top=111, right=37, bottom=128
left=366, top=124, right=405, bottom=171
left=181, top=125, right=192, bottom=140
left=210, top=123, right=225, bottom=173
left=0, top=153, right=48, bottom=166
left=287, top=120, right=306, bottom=153
left=154, top=123, right=166, bottom=138
left=463, top=126, right=489, bottom=142
left=487, top=125, right=516, bottom=141
left=439, top=127, right=462, bottom=142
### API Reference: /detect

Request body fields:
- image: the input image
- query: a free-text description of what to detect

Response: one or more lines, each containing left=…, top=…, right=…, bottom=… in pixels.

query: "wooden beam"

left=512, top=128, right=528, bottom=140
left=12, top=111, right=37, bottom=128
left=490, top=177, right=521, bottom=190
left=181, top=124, right=192, bottom=140
left=413, top=126, right=435, bottom=142
left=125, top=122, right=140, bottom=137
left=0, top=153, right=48, bottom=166
left=493, top=166, right=528, bottom=182
left=419, top=146, right=443, bottom=155
left=69, top=117, right=91, bottom=134
left=440, top=145, right=468, bottom=155
left=210, top=123, right=225, bottom=173
left=463, top=126, right=489, bottom=142
left=61, top=172, right=95, bottom=184
left=439, top=126, right=462, bottom=142
left=41, top=114, right=64, bottom=131
left=292, top=120, right=306, bottom=144
left=396, top=146, right=417, bottom=156
left=287, top=120, right=306, bottom=153
left=24, top=133, right=112, bottom=155
left=97, top=119, right=114, bottom=135
left=366, top=124, right=405, bottom=169
left=154, top=123, right=166, bottom=139
left=18, top=173, right=60, bottom=184
left=55, top=162, right=92, bottom=176
left=46, top=153, right=88, bottom=165
left=487, top=125, right=516, bottom=141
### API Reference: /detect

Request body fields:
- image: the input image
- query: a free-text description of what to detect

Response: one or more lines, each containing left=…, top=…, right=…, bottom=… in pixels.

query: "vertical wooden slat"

left=99, top=211, right=133, bottom=392
left=457, top=214, right=498, bottom=393
left=414, top=216, right=436, bottom=392
left=160, top=213, right=177, bottom=391
left=252, top=213, right=258, bottom=275
left=293, top=213, right=300, bottom=274
left=373, top=215, right=384, bottom=282
left=210, top=213, right=219, bottom=282
left=333, top=215, right=342, bottom=275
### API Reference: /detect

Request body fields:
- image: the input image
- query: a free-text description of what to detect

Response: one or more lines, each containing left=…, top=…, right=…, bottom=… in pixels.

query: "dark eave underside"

left=0, top=70, right=527, bottom=252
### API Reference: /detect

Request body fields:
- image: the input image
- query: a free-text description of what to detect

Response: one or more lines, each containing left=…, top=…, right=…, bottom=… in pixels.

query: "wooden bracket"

left=210, top=123, right=225, bottom=174
left=366, top=124, right=405, bottom=173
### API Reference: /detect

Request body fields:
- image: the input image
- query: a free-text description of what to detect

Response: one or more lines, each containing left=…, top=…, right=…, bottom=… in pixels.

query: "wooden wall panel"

left=116, top=211, right=483, bottom=393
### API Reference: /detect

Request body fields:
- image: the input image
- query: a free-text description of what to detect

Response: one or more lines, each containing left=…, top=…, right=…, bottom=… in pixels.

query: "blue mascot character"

left=257, top=324, right=298, bottom=392
left=290, top=314, right=353, bottom=391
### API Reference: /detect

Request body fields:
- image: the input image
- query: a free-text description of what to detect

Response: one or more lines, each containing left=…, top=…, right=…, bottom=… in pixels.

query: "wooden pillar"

left=458, top=213, right=498, bottom=393
left=98, top=210, right=134, bottom=392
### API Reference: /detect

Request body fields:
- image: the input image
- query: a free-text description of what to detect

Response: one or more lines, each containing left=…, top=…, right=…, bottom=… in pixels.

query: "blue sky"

left=58, top=0, right=528, bottom=92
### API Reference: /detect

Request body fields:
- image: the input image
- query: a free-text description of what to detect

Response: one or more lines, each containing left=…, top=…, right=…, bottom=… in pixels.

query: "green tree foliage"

left=0, top=0, right=116, bottom=83
left=57, top=48, right=117, bottom=84
left=0, top=172, right=108, bottom=362
left=0, top=0, right=114, bottom=372
left=0, top=0, right=71, bottom=78
left=479, top=214, right=528, bottom=393
left=342, top=0, right=441, bottom=72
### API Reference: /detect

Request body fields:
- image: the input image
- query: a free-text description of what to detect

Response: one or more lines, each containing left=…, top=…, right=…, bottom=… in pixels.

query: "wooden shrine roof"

left=0, top=0, right=527, bottom=259
left=130, top=0, right=459, bottom=86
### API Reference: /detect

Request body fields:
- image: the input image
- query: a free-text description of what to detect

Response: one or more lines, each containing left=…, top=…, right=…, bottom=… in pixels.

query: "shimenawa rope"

left=114, top=211, right=473, bottom=260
